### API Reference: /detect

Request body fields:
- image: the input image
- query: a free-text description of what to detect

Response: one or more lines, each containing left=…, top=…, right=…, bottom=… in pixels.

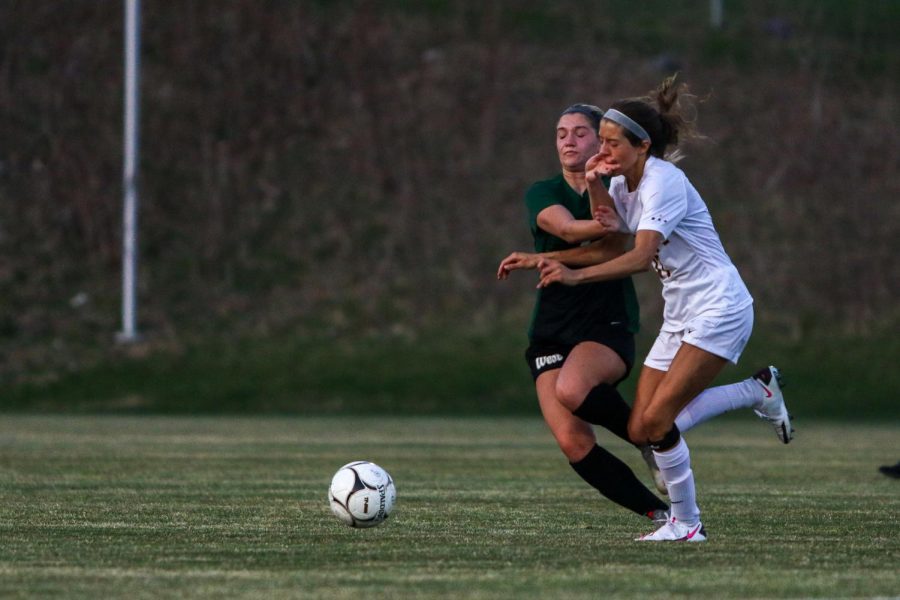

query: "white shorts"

left=643, top=305, right=754, bottom=371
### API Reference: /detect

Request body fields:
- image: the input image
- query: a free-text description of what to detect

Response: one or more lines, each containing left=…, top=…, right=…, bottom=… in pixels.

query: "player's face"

left=556, top=114, right=600, bottom=171
left=597, top=120, right=648, bottom=176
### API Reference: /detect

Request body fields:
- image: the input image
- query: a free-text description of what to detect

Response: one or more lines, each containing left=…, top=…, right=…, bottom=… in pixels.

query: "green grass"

left=0, top=416, right=898, bottom=598
left=7, top=320, right=898, bottom=420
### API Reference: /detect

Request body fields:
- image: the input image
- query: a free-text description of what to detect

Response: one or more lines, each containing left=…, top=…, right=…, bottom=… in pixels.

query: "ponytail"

left=608, top=74, right=702, bottom=160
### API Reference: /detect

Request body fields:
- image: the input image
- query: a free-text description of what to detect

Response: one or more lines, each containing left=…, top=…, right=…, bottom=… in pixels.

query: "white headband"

left=603, top=108, right=650, bottom=141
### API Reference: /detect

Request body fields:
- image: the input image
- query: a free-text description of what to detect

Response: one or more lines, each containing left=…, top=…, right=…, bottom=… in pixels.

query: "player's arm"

left=535, top=204, right=606, bottom=245
left=496, top=233, right=631, bottom=280
left=537, top=229, right=662, bottom=287
left=544, top=232, right=631, bottom=266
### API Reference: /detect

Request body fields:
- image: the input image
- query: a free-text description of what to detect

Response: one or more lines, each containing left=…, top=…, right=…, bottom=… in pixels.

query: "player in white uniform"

left=534, top=77, right=793, bottom=542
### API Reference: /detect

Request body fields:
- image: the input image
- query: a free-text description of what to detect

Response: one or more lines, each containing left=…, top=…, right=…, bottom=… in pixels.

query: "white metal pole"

left=118, top=0, right=141, bottom=343
left=710, top=0, right=723, bottom=29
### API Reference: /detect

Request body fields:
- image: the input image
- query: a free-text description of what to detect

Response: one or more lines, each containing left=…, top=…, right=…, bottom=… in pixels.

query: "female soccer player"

left=497, top=104, right=669, bottom=527
left=534, top=78, right=793, bottom=542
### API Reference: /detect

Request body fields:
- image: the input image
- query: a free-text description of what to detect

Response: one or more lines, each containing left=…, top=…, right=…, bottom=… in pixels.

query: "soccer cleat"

left=636, top=516, right=707, bottom=542
left=649, top=508, right=670, bottom=527
left=640, top=445, right=668, bottom=495
left=752, top=366, right=794, bottom=444
left=879, top=461, right=900, bottom=479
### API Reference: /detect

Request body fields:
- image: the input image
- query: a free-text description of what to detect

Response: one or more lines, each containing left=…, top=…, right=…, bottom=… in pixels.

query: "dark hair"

left=560, top=103, right=604, bottom=131
left=609, top=75, right=700, bottom=159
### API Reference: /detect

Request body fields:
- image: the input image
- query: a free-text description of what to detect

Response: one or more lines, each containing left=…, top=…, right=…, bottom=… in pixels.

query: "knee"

left=628, top=408, right=672, bottom=445
left=555, top=429, right=595, bottom=462
left=642, top=407, right=674, bottom=442
left=627, top=418, right=646, bottom=446
left=554, top=381, right=587, bottom=413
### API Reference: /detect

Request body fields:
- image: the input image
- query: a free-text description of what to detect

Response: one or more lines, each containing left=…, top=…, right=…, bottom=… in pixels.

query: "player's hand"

left=585, top=153, right=604, bottom=183
left=497, top=252, right=539, bottom=279
left=537, top=258, right=578, bottom=288
left=586, top=155, right=622, bottom=182
left=596, top=157, right=622, bottom=177
left=593, top=205, right=625, bottom=234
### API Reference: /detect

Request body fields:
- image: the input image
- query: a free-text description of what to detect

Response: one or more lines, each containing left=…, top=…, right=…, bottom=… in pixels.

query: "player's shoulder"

left=526, top=173, right=566, bottom=196
left=638, top=157, right=689, bottom=199
left=525, top=174, right=568, bottom=209
left=643, top=157, right=689, bottom=187
left=646, top=156, right=684, bottom=176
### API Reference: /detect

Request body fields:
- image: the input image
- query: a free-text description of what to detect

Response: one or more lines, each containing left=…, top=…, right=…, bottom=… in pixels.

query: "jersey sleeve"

left=636, top=173, right=688, bottom=240
left=524, top=180, right=561, bottom=232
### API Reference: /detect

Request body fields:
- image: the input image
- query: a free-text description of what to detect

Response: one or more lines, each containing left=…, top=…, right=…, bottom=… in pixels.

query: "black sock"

left=570, top=444, right=667, bottom=517
left=649, top=424, right=681, bottom=452
left=572, top=384, right=633, bottom=444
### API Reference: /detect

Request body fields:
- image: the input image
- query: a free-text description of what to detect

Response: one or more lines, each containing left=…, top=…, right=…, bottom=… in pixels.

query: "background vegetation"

left=1, top=1, right=897, bottom=414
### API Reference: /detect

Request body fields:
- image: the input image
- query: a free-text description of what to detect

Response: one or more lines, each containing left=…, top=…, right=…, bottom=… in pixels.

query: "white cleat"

left=752, top=366, right=794, bottom=444
left=636, top=516, right=707, bottom=542
left=640, top=445, right=668, bottom=495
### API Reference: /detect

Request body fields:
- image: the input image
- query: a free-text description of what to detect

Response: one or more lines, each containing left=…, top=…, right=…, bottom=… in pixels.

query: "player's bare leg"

left=555, top=343, right=665, bottom=494
left=536, top=371, right=667, bottom=521
left=633, top=344, right=727, bottom=542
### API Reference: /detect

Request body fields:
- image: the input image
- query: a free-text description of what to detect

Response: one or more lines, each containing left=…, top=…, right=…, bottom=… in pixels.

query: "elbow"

left=634, top=262, right=651, bottom=273
left=637, top=256, right=654, bottom=272
left=631, top=251, right=656, bottom=273
left=561, top=222, right=606, bottom=245
left=558, top=225, right=584, bottom=244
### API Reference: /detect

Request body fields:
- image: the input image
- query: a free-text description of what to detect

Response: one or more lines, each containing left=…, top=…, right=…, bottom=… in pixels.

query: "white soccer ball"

left=328, top=461, right=396, bottom=528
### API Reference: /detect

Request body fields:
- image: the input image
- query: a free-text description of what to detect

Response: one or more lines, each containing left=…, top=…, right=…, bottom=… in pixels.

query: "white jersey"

left=609, top=156, right=753, bottom=331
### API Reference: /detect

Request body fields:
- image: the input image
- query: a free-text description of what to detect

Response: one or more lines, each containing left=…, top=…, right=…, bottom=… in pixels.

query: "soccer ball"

left=328, top=461, right=396, bottom=528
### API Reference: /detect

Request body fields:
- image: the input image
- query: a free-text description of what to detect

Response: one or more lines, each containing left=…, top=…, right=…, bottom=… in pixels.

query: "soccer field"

left=0, top=416, right=897, bottom=599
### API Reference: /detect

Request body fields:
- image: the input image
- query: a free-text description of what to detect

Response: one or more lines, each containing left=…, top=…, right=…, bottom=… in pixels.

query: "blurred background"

left=2, top=0, right=897, bottom=416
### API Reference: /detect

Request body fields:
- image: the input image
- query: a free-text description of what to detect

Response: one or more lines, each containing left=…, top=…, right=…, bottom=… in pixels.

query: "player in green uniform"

left=498, top=104, right=668, bottom=525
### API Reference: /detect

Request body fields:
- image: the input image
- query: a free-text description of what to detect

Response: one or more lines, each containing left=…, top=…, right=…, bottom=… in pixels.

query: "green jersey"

left=525, top=174, right=640, bottom=344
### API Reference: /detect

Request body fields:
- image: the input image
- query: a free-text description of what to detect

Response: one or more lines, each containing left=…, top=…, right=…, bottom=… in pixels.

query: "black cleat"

left=879, top=462, right=900, bottom=479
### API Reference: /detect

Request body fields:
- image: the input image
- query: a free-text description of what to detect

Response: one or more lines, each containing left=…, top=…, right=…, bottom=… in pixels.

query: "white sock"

left=675, top=378, right=761, bottom=432
left=653, top=437, right=700, bottom=525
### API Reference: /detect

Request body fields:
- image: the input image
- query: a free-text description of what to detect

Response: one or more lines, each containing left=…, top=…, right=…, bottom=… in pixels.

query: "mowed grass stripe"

left=0, top=416, right=898, bottom=599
